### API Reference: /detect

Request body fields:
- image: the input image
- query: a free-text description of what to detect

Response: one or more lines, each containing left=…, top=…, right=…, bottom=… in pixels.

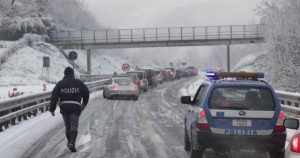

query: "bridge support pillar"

left=227, top=45, right=230, bottom=72
left=87, top=49, right=92, bottom=74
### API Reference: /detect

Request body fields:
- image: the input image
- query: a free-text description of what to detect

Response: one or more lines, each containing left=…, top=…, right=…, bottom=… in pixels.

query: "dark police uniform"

left=49, top=67, right=89, bottom=152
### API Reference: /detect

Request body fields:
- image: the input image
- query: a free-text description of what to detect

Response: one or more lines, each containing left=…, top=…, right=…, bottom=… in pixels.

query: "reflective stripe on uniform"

left=60, top=101, right=81, bottom=106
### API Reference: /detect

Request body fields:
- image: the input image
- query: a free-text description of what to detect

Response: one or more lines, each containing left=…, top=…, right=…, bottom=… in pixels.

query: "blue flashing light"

left=206, top=72, right=216, bottom=78
left=205, top=71, right=265, bottom=80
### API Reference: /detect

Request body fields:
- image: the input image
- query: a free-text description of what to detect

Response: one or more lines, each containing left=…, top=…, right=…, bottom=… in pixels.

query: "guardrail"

left=49, top=25, right=264, bottom=45
left=80, top=74, right=112, bottom=82
left=276, top=90, right=300, bottom=116
left=0, top=79, right=110, bottom=132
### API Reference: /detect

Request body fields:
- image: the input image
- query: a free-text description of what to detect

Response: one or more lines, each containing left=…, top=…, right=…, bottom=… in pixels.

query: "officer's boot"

left=69, top=131, right=78, bottom=152
left=66, top=132, right=71, bottom=148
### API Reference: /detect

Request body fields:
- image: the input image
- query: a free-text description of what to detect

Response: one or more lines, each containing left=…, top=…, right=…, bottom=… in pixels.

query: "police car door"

left=187, top=84, right=208, bottom=134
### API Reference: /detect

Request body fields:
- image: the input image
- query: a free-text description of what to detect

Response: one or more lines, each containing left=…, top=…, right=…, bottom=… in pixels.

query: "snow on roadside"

left=0, top=109, right=62, bottom=158
left=233, top=53, right=260, bottom=71
left=179, top=72, right=206, bottom=97
left=0, top=90, right=103, bottom=158
left=0, top=84, right=55, bottom=101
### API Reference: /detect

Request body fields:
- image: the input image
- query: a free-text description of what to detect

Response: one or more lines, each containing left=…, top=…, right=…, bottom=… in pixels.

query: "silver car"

left=103, top=77, right=139, bottom=100
left=284, top=118, right=300, bottom=158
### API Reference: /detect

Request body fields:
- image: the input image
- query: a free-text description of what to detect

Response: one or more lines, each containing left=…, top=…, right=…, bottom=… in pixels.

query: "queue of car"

left=103, top=66, right=198, bottom=100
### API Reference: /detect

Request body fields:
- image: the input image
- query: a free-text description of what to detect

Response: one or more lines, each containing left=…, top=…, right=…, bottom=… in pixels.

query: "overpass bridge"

left=49, top=25, right=265, bottom=73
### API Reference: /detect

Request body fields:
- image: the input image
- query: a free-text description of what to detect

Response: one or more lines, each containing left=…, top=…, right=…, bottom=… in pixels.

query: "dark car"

left=175, top=69, right=183, bottom=79
left=186, top=66, right=198, bottom=76
left=181, top=71, right=286, bottom=158
left=138, top=68, right=157, bottom=88
left=127, top=70, right=148, bottom=92
left=165, top=68, right=176, bottom=79
left=154, top=70, right=164, bottom=84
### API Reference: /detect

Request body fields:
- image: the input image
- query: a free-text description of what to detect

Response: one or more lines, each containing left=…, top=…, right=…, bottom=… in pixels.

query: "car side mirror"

left=181, top=96, right=192, bottom=105
left=284, top=118, right=299, bottom=130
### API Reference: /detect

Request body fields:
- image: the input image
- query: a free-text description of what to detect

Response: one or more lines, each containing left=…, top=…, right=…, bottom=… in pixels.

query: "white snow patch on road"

left=0, top=90, right=103, bottom=158
left=179, top=78, right=204, bottom=97
left=77, top=133, right=92, bottom=148
left=0, top=110, right=62, bottom=158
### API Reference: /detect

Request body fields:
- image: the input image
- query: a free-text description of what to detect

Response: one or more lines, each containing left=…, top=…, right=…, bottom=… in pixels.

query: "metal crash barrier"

left=276, top=90, right=300, bottom=117
left=0, top=79, right=110, bottom=132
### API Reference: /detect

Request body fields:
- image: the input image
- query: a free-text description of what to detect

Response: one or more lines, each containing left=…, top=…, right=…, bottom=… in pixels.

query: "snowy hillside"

left=67, top=49, right=133, bottom=75
left=0, top=34, right=127, bottom=87
left=233, top=53, right=300, bottom=93
left=0, top=34, right=73, bottom=86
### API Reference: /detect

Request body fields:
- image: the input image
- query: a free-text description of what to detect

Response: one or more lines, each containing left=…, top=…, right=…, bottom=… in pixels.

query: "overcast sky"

left=85, top=0, right=262, bottom=29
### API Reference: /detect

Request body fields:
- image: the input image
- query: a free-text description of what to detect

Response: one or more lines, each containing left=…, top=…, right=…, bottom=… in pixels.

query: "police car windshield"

left=113, top=78, right=133, bottom=85
left=209, top=87, right=275, bottom=111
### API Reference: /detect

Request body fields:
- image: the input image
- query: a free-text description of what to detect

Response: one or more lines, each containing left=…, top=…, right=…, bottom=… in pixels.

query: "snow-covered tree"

left=0, top=0, right=101, bottom=40
left=255, top=0, right=300, bottom=91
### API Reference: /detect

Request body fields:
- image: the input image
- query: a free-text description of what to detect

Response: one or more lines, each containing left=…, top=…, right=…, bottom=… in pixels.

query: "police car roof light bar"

left=206, top=71, right=264, bottom=80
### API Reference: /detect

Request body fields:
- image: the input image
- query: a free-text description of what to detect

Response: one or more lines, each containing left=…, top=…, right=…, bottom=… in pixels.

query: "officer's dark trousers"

left=62, top=114, right=79, bottom=145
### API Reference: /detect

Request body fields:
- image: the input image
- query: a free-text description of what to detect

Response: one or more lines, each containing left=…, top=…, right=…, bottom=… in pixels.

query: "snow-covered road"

left=0, top=77, right=298, bottom=158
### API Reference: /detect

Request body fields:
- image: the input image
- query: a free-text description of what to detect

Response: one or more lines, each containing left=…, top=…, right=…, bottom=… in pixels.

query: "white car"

left=284, top=118, right=300, bottom=158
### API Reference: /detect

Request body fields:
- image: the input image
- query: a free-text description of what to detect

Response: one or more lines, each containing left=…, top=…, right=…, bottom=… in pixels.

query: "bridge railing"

left=50, top=25, right=264, bottom=44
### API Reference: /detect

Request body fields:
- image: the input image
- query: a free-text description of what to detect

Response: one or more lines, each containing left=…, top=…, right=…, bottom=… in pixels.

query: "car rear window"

left=113, top=78, right=133, bottom=85
left=209, top=87, right=275, bottom=111
left=128, top=72, right=143, bottom=79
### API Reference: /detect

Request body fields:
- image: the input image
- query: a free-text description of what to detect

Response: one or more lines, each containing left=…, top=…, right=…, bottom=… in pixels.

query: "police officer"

left=49, top=67, right=89, bottom=152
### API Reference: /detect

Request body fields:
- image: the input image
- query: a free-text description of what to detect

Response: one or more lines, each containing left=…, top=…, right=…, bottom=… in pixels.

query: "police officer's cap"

left=64, top=67, right=74, bottom=76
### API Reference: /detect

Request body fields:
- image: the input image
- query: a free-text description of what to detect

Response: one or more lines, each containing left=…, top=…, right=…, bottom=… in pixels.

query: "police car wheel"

left=269, top=150, right=284, bottom=158
left=190, top=131, right=204, bottom=158
left=190, top=149, right=204, bottom=158
left=184, top=127, right=191, bottom=151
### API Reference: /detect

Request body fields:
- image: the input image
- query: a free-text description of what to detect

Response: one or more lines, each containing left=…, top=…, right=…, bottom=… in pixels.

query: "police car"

left=181, top=71, right=286, bottom=158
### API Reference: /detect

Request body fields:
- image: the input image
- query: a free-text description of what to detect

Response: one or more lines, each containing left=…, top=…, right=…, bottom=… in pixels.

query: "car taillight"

left=197, top=108, right=209, bottom=129
left=131, top=85, right=139, bottom=91
left=135, top=80, right=140, bottom=83
left=111, top=85, right=118, bottom=90
left=291, top=133, right=300, bottom=153
left=274, top=111, right=286, bottom=133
